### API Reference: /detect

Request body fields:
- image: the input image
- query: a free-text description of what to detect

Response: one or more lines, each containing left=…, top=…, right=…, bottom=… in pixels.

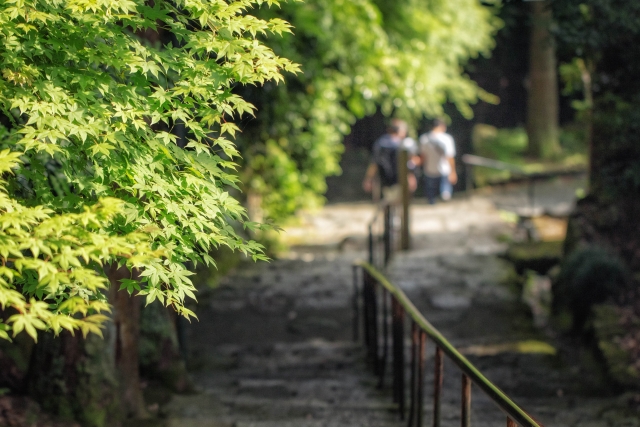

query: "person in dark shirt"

left=362, top=119, right=417, bottom=202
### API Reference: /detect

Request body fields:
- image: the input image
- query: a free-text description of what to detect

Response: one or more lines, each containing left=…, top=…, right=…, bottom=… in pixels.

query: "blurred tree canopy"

left=552, top=0, right=640, bottom=197
left=0, top=0, right=298, bottom=340
left=235, top=0, right=502, bottom=220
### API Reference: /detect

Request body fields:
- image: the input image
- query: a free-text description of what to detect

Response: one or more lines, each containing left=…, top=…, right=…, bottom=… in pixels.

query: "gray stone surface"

left=156, top=189, right=637, bottom=427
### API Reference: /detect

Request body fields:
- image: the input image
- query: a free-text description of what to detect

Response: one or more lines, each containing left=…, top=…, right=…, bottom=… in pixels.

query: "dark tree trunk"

left=24, top=267, right=193, bottom=424
left=559, top=98, right=640, bottom=334
left=105, top=265, right=149, bottom=420
left=526, top=0, right=561, bottom=159
left=27, top=326, right=121, bottom=426
left=577, top=59, right=594, bottom=182
left=0, top=326, right=33, bottom=393
left=139, top=302, right=193, bottom=392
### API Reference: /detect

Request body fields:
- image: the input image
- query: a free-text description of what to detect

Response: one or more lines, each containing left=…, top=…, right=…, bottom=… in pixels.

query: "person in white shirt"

left=419, top=119, right=457, bottom=204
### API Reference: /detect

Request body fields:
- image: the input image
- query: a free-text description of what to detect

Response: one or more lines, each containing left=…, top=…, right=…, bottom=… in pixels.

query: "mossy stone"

left=505, top=240, right=563, bottom=274
left=593, top=304, right=640, bottom=388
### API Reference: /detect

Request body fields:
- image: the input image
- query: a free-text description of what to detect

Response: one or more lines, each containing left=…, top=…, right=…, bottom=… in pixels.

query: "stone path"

left=164, top=246, right=397, bottom=427
left=482, top=174, right=587, bottom=217
left=159, top=191, right=638, bottom=427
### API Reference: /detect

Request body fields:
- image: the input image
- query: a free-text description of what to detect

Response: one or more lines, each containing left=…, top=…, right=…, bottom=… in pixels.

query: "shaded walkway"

left=162, top=191, right=637, bottom=426
left=166, top=247, right=400, bottom=426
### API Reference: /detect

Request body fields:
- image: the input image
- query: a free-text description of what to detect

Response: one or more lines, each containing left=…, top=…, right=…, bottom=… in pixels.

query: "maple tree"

left=0, top=0, right=299, bottom=340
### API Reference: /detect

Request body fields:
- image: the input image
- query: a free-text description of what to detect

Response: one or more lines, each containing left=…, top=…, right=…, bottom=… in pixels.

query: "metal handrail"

left=354, top=200, right=397, bottom=342
left=461, top=153, right=587, bottom=207
left=461, top=154, right=539, bottom=240
left=461, top=154, right=529, bottom=196
left=366, top=199, right=397, bottom=269
left=461, top=154, right=586, bottom=183
left=353, top=261, right=544, bottom=427
left=354, top=198, right=402, bottom=342
left=461, top=154, right=525, bottom=174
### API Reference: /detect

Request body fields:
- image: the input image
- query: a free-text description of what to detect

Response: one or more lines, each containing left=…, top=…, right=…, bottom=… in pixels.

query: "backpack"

left=373, top=135, right=399, bottom=187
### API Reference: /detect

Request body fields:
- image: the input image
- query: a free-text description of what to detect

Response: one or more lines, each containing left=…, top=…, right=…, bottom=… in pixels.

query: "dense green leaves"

left=236, top=0, right=501, bottom=219
left=552, top=0, right=640, bottom=195
left=0, top=0, right=298, bottom=338
left=0, top=150, right=156, bottom=340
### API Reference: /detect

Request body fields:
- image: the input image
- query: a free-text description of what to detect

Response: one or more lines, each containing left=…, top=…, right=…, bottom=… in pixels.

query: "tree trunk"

left=25, top=268, right=190, bottom=424
left=558, top=96, right=640, bottom=335
left=577, top=58, right=594, bottom=180
left=0, top=327, right=34, bottom=393
left=139, top=301, right=193, bottom=393
left=25, top=268, right=151, bottom=425
left=105, top=265, right=150, bottom=420
left=526, top=0, right=561, bottom=159
left=27, top=325, right=121, bottom=426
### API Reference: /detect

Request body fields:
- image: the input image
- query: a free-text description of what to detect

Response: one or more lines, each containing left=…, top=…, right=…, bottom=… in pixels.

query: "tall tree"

left=552, top=0, right=640, bottom=260
left=551, top=0, right=640, bottom=380
left=0, top=0, right=297, bottom=421
left=526, top=0, right=561, bottom=159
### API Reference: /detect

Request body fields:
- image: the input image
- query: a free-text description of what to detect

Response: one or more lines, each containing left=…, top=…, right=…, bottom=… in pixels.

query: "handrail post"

left=433, top=346, right=444, bottom=427
left=408, top=322, right=418, bottom=427
left=399, top=149, right=410, bottom=250
left=368, top=276, right=379, bottom=373
left=409, top=327, right=426, bottom=427
left=392, top=297, right=405, bottom=419
left=461, top=374, right=471, bottom=427
left=417, top=331, right=426, bottom=427
left=378, top=289, right=389, bottom=388
left=384, top=204, right=392, bottom=266
left=465, top=164, right=474, bottom=193
left=368, top=223, right=374, bottom=266
left=362, top=271, right=372, bottom=355
left=352, top=265, right=359, bottom=342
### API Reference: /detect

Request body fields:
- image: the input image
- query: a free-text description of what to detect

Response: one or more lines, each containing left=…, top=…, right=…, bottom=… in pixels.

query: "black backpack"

left=374, top=137, right=399, bottom=187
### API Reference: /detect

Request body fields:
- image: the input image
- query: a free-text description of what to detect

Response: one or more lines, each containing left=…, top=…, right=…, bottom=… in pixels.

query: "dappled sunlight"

left=460, top=340, right=557, bottom=357
left=0, top=0, right=637, bottom=423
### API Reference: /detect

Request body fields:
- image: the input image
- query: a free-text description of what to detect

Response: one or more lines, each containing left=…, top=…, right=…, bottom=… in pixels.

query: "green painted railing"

left=354, top=260, right=544, bottom=427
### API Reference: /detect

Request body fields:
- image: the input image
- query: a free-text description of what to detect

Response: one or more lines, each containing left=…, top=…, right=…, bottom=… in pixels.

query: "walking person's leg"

left=424, top=176, right=439, bottom=205
left=440, top=175, right=453, bottom=201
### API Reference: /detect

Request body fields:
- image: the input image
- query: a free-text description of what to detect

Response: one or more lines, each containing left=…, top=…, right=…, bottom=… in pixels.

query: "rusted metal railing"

left=352, top=261, right=544, bottom=427
left=366, top=200, right=396, bottom=270
left=354, top=195, right=400, bottom=342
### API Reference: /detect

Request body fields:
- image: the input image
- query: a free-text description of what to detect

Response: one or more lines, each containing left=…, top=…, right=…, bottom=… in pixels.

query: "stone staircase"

left=159, top=193, right=638, bottom=427
left=166, top=340, right=403, bottom=427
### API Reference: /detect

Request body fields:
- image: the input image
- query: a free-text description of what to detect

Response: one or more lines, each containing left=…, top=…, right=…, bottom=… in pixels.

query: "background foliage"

left=235, top=0, right=502, bottom=220
left=551, top=0, right=640, bottom=382
left=552, top=0, right=640, bottom=196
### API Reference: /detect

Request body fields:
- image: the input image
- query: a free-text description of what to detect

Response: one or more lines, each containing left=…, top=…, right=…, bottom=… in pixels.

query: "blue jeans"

left=424, top=175, right=452, bottom=204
